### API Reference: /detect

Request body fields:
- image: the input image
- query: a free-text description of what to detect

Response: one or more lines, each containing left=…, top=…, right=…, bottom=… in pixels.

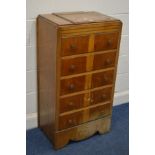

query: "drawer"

left=60, top=94, right=85, bottom=113
left=59, top=103, right=111, bottom=130
left=90, top=87, right=112, bottom=105
left=92, top=70, right=114, bottom=88
left=60, top=75, right=85, bottom=95
left=89, top=103, right=111, bottom=120
left=59, top=111, right=83, bottom=130
left=94, top=32, right=119, bottom=52
left=93, top=52, right=116, bottom=70
left=61, top=56, right=87, bottom=76
left=61, top=35, right=89, bottom=56
left=59, top=87, right=112, bottom=113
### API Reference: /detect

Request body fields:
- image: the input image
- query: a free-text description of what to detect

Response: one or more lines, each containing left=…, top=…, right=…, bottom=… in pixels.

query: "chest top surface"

left=39, top=11, right=120, bottom=26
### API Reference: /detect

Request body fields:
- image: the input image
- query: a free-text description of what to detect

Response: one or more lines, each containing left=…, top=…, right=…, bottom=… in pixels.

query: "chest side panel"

left=37, top=16, right=57, bottom=139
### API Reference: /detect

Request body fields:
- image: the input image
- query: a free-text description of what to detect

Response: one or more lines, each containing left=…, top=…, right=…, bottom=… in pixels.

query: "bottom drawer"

left=58, top=103, right=111, bottom=130
left=59, top=111, right=83, bottom=130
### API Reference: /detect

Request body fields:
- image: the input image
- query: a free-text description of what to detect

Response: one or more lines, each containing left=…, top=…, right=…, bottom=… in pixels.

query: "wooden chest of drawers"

left=37, top=11, right=122, bottom=149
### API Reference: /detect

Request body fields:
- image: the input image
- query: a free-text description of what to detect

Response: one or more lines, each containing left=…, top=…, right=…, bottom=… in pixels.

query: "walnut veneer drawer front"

left=60, top=75, right=86, bottom=95
left=61, top=56, right=87, bottom=76
left=61, top=35, right=89, bottom=56
left=60, top=86, right=112, bottom=113
left=94, top=32, right=119, bottom=52
left=92, top=70, right=114, bottom=88
left=37, top=11, right=122, bottom=149
left=89, top=103, right=111, bottom=120
left=59, top=111, right=83, bottom=130
left=61, top=51, right=116, bottom=77
left=59, top=103, right=111, bottom=130
left=60, top=70, right=114, bottom=95
left=90, top=87, right=112, bottom=105
left=59, top=94, right=85, bottom=113
left=93, top=52, right=116, bottom=70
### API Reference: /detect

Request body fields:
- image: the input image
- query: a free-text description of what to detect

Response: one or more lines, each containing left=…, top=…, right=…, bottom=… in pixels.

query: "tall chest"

left=37, top=11, right=122, bottom=149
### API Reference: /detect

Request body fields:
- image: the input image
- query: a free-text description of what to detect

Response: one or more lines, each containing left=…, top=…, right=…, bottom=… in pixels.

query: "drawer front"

left=61, top=56, right=87, bottom=76
left=60, top=94, right=85, bottom=113
left=94, top=32, right=119, bottom=52
left=58, top=103, right=111, bottom=130
left=60, top=76, right=85, bottom=95
left=59, top=111, right=83, bottom=130
left=93, top=52, right=116, bottom=70
left=61, top=35, right=89, bottom=56
left=59, top=87, right=112, bottom=113
left=90, top=87, right=112, bottom=105
left=92, top=70, right=114, bottom=88
left=89, top=103, right=111, bottom=120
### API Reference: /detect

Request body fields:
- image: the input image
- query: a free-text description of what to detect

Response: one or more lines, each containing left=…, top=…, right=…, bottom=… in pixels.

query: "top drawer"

left=61, top=35, right=89, bottom=56
left=94, top=32, right=119, bottom=52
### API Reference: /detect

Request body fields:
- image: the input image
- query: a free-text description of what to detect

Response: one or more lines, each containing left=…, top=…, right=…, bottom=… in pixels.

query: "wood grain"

left=92, top=70, right=115, bottom=88
left=61, top=56, right=87, bottom=76
left=54, top=116, right=111, bottom=149
left=60, top=84, right=113, bottom=99
left=94, top=32, right=119, bottom=52
left=37, top=16, right=57, bottom=140
left=90, top=87, right=113, bottom=105
left=59, top=94, right=85, bottom=113
left=93, top=51, right=117, bottom=70
left=61, top=35, right=89, bottom=56
left=58, top=103, right=111, bottom=130
left=60, top=75, right=86, bottom=95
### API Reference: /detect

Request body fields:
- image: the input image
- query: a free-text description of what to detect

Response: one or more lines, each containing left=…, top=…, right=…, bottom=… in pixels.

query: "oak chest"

left=37, top=11, right=122, bottom=149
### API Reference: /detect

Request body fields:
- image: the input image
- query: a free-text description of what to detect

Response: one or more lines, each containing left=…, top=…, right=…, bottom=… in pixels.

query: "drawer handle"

left=68, top=102, right=74, bottom=106
left=70, top=44, right=77, bottom=51
left=68, top=119, right=76, bottom=125
left=101, top=94, right=107, bottom=100
left=105, top=58, right=112, bottom=65
left=68, top=84, right=75, bottom=91
left=107, top=40, right=112, bottom=46
left=69, top=64, right=76, bottom=72
left=103, top=75, right=109, bottom=82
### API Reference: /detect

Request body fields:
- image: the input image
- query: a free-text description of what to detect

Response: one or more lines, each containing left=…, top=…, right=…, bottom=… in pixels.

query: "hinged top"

left=40, top=11, right=120, bottom=26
